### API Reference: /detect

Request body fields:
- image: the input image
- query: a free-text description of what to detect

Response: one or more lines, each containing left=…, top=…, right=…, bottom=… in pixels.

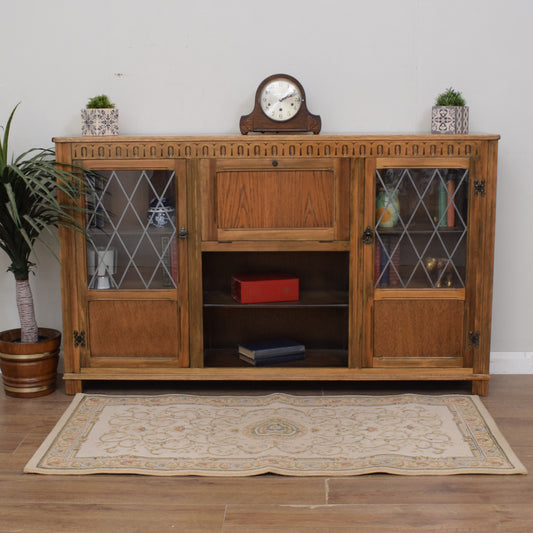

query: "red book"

left=231, top=274, right=299, bottom=303
left=170, top=238, right=177, bottom=284
left=374, top=240, right=381, bottom=287
left=446, top=180, right=456, bottom=227
left=389, top=236, right=401, bottom=287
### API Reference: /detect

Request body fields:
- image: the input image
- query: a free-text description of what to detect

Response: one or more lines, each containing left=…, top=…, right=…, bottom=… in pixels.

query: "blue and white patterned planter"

left=431, top=106, right=469, bottom=134
left=81, top=108, right=119, bottom=136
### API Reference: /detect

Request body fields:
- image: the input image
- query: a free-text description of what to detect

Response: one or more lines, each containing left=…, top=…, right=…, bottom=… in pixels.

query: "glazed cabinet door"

left=75, top=160, right=189, bottom=368
left=361, top=157, right=484, bottom=369
left=199, top=158, right=349, bottom=241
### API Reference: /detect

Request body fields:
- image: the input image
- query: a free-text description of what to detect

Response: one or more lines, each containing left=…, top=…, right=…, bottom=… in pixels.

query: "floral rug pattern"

left=24, top=393, right=526, bottom=476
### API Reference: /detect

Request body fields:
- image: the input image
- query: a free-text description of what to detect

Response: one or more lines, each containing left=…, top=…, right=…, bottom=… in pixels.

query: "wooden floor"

left=1, top=375, right=532, bottom=533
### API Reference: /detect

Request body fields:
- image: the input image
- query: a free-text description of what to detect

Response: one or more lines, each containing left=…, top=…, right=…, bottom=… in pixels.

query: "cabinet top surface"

left=54, top=133, right=500, bottom=143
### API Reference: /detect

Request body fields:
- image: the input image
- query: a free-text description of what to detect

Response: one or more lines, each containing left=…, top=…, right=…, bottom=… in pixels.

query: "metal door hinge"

left=473, top=179, right=486, bottom=197
left=468, top=330, right=480, bottom=348
left=362, top=226, right=374, bottom=244
left=73, top=330, right=85, bottom=348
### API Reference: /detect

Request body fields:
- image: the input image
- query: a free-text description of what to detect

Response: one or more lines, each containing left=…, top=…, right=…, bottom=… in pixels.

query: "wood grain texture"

left=373, top=299, right=464, bottom=358
left=88, top=300, right=180, bottom=359
left=203, top=157, right=349, bottom=241
left=216, top=169, right=334, bottom=229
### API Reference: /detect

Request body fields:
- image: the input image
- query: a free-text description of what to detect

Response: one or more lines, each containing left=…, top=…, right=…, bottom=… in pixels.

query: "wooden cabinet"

left=55, top=135, right=498, bottom=395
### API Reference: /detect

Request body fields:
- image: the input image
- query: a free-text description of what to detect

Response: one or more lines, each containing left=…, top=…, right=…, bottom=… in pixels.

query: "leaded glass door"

left=373, top=165, right=469, bottom=289
left=86, top=168, right=179, bottom=290
left=78, top=160, right=189, bottom=366
left=363, top=158, right=474, bottom=369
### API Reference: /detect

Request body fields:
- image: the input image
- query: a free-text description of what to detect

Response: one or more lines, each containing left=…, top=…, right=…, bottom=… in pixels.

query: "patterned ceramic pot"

left=81, top=108, right=119, bottom=136
left=431, top=106, right=469, bottom=134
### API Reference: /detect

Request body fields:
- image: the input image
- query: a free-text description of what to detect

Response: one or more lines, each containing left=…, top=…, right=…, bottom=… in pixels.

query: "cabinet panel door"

left=362, top=157, right=478, bottom=369
left=88, top=300, right=180, bottom=359
left=201, top=158, right=349, bottom=241
left=372, top=298, right=464, bottom=367
left=76, top=160, right=189, bottom=368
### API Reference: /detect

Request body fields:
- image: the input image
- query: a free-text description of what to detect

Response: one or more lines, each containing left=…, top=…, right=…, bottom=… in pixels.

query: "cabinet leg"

left=64, top=380, right=83, bottom=395
left=471, top=380, right=489, bottom=396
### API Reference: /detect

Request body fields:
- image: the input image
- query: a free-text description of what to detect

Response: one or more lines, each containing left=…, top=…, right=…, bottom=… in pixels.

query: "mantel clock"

left=240, top=74, right=321, bottom=134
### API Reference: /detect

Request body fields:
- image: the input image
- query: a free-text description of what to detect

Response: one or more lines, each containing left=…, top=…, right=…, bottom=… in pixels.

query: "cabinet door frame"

left=199, top=158, right=350, bottom=242
left=361, top=156, right=483, bottom=369
left=71, top=159, right=189, bottom=368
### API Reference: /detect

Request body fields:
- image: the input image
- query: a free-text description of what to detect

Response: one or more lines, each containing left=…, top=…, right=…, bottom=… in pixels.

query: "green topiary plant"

left=435, top=88, right=466, bottom=107
left=86, top=95, right=115, bottom=109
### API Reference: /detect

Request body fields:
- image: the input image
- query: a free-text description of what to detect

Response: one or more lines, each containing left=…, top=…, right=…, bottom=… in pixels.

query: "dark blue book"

left=238, top=339, right=305, bottom=359
left=239, top=352, right=306, bottom=366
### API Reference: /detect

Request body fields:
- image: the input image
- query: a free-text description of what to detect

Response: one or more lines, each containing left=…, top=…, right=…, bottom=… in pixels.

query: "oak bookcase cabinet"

left=55, top=134, right=499, bottom=395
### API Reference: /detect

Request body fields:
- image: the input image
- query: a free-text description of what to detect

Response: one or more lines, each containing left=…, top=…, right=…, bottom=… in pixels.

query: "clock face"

left=260, top=78, right=303, bottom=122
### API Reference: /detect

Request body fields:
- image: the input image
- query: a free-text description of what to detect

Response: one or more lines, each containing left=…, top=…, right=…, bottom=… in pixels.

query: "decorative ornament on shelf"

left=376, top=169, right=400, bottom=229
left=81, top=94, right=119, bottom=136
left=431, top=87, right=469, bottom=134
left=147, top=197, right=175, bottom=228
left=240, top=74, right=321, bottom=134
left=87, top=247, right=117, bottom=290
left=376, top=189, right=400, bottom=229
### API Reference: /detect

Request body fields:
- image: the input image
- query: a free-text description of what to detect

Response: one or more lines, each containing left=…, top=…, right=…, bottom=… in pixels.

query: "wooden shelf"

left=204, top=349, right=349, bottom=368
left=377, top=226, right=466, bottom=235
left=203, top=290, right=349, bottom=308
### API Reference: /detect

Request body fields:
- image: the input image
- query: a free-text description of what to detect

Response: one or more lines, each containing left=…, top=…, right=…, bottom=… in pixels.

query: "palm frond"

left=0, top=104, right=92, bottom=281
left=0, top=103, right=20, bottom=172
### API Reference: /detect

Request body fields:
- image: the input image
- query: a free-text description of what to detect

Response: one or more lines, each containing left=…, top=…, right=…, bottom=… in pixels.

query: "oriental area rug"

left=24, top=393, right=526, bottom=476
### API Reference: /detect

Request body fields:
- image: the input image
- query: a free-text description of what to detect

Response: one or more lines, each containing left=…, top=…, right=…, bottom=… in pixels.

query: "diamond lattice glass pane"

left=374, top=168, right=468, bottom=289
left=86, top=169, right=177, bottom=290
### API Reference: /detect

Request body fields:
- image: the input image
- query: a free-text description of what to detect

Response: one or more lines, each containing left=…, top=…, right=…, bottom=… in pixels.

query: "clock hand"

left=279, top=90, right=296, bottom=102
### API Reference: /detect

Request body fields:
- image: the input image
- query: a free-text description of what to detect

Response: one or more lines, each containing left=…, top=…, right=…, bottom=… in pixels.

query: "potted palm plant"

left=81, top=94, right=119, bottom=135
left=0, top=104, right=89, bottom=397
left=431, top=87, right=469, bottom=134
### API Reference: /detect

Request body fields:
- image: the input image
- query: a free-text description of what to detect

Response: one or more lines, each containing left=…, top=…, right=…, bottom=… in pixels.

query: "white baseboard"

left=490, top=352, right=533, bottom=374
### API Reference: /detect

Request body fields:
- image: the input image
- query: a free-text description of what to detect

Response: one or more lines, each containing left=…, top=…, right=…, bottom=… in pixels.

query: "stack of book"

left=238, top=339, right=306, bottom=366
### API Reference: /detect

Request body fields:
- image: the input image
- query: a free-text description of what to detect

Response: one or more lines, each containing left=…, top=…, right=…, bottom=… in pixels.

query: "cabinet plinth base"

left=63, top=369, right=490, bottom=395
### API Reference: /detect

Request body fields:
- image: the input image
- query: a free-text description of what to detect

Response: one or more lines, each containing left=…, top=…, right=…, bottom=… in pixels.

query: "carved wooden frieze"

left=57, top=135, right=495, bottom=161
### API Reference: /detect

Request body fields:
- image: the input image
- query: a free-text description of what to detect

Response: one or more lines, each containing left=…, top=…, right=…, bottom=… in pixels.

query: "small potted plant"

left=431, top=87, right=469, bottom=134
left=0, top=104, right=90, bottom=397
left=81, top=94, right=119, bottom=135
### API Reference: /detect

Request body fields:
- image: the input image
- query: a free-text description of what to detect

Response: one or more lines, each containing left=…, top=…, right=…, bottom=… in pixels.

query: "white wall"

left=1, top=0, right=532, bottom=370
